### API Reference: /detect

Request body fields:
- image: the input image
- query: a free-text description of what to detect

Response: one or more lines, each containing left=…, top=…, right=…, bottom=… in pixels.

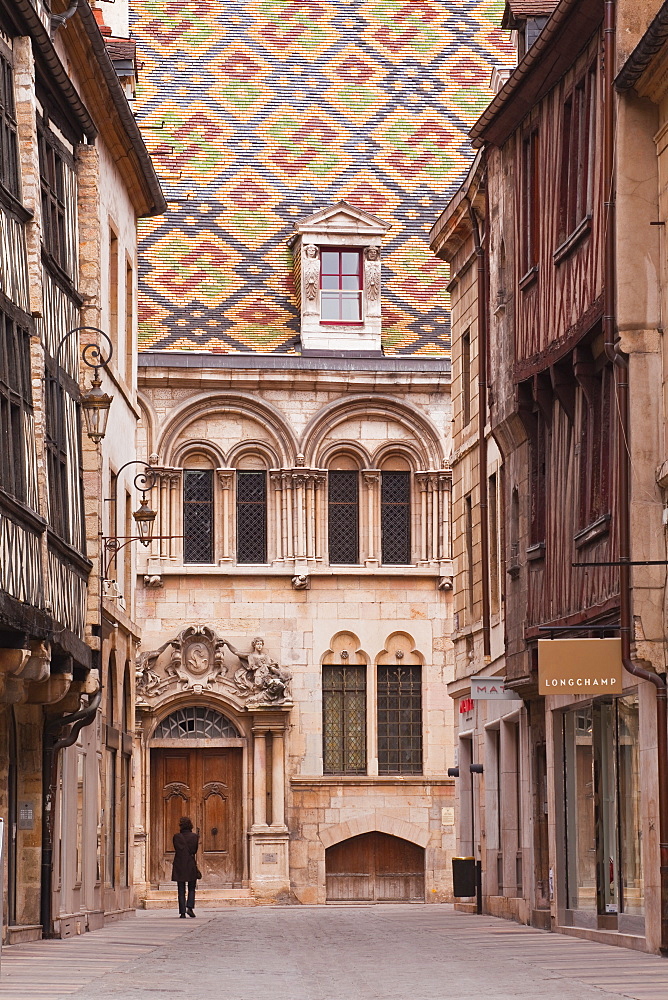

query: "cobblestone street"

left=1, top=906, right=667, bottom=1000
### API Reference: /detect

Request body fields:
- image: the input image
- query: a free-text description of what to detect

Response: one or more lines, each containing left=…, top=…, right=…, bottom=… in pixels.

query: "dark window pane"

left=237, top=470, right=267, bottom=564
left=328, top=471, right=359, bottom=564
left=323, top=664, right=366, bottom=774
left=381, top=472, right=411, bottom=564
left=183, top=469, right=214, bottom=563
left=377, top=664, right=422, bottom=775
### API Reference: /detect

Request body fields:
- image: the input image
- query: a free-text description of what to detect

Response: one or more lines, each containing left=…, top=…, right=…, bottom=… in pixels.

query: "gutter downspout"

left=466, top=185, right=492, bottom=662
left=602, top=0, right=668, bottom=954
left=40, top=677, right=101, bottom=939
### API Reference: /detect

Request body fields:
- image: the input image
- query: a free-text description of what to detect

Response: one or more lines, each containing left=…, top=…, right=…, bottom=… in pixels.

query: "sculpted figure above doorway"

left=136, top=627, right=292, bottom=710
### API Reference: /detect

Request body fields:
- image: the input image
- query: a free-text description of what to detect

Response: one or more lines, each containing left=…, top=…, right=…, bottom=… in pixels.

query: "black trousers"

left=177, top=880, right=196, bottom=914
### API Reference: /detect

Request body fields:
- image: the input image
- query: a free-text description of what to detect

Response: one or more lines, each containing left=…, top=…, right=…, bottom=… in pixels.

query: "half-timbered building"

left=432, top=0, right=668, bottom=954
left=0, top=0, right=163, bottom=942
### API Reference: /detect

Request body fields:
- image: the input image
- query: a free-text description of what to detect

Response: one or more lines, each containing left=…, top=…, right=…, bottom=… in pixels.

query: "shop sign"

left=538, top=638, right=623, bottom=695
left=470, top=677, right=521, bottom=701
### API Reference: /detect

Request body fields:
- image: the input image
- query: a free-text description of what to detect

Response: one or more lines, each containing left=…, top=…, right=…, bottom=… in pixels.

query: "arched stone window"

left=154, top=706, right=239, bottom=740
left=327, top=454, right=360, bottom=565
left=379, top=455, right=412, bottom=566
left=182, top=451, right=215, bottom=564
left=235, top=452, right=268, bottom=565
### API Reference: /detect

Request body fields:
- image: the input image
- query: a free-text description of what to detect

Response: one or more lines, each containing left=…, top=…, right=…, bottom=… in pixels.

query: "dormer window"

left=321, top=250, right=363, bottom=324
left=291, top=201, right=389, bottom=354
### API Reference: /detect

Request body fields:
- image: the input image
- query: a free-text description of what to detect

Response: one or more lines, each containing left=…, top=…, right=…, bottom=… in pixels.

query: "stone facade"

left=133, top=358, right=455, bottom=905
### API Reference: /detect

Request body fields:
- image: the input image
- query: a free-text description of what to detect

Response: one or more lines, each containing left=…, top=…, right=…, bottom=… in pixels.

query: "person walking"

left=172, top=816, right=200, bottom=918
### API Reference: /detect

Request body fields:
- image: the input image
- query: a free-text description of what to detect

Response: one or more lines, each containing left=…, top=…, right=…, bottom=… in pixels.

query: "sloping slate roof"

left=131, top=0, right=514, bottom=356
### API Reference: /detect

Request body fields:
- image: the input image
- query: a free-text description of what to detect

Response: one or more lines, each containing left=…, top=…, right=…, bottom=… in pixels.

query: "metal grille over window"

left=381, top=471, right=411, bottom=565
left=328, top=471, right=359, bottom=564
left=236, top=471, right=267, bottom=564
left=377, top=664, right=422, bottom=774
left=183, top=469, right=214, bottom=564
left=155, top=707, right=239, bottom=739
left=0, top=46, right=20, bottom=198
left=323, top=664, right=367, bottom=774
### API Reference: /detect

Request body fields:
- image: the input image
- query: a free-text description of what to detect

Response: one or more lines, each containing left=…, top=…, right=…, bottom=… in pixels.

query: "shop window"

left=381, top=471, right=411, bottom=565
left=322, top=663, right=367, bottom=774
left=183, top=468, right=214, bottom=564
left=377, top=663, right=422, bottom=775
left=236, top=470, right=267, bottom=564
left=320, top=249, right=362, bottom=324
left=563, top=697, right=643, bottom=916
left=328, top=470, right=359, bottom=565
left=0, top=43, right=20, bottom=199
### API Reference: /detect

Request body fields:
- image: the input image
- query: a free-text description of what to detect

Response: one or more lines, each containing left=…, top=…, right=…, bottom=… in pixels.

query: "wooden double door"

left=326, top=832, right=425, bottom=902
left=152, top=747, right=243, bottom=886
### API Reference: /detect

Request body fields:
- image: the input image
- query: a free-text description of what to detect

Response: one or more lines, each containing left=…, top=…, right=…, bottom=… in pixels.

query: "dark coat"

left=171, top=830, right=200, bottom=882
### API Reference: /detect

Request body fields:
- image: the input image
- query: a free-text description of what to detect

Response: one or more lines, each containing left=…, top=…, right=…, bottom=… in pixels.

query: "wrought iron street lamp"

left=102, top=461, right=157, bottom=582
left=55, top=327, right=114, bottom=443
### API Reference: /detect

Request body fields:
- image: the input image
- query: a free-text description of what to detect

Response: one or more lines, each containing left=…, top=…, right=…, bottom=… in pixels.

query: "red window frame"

left=319, top=248, right=364, bottom=326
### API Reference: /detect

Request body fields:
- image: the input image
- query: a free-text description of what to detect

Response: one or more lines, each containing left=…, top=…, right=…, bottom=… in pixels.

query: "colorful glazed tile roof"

left=130, top=0, right=514, bottom=356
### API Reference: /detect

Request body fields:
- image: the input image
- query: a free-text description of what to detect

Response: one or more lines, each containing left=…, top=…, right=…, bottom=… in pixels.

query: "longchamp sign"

left=538, top=638, right=623, bottom=695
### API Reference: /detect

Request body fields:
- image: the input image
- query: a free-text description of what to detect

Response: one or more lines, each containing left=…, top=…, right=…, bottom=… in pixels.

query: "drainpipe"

left=40, top=673, right=101, bottom=939
left=602, top=0, right=668, bottom=953
left=466, top=179, right=491, bottom=662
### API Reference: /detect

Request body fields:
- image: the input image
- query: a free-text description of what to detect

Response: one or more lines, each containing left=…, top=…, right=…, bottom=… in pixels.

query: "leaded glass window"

left=377, top=664, right=422, bottom=775
left=155, top=706, right=239, bottom=739
left=0, top=44, right=19, bottom=199
left=236, top=471, right=267, bottom=564
left=328, top=471, right=359, bottom=564
left=183, top=469, right=214, bottom=563
left=323, top=664, right=366, bottom=774
left=381, top=471, right=411, bottom=565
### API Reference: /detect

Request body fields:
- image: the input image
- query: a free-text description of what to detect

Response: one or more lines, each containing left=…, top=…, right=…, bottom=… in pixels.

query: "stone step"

left=140, top=886, right=256, bottom=909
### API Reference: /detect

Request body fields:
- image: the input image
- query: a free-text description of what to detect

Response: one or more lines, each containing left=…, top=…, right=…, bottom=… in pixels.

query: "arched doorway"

left=325, top=832, right=425, bottom=902
left=150, top=706, right=245, bottom=887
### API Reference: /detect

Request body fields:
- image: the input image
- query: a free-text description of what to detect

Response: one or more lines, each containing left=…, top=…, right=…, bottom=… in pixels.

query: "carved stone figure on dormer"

left=303, top=244, right=319, bottom=312
left=364, top=246, right=381, bottom=301
left=224, top=636, right=292, bottom=707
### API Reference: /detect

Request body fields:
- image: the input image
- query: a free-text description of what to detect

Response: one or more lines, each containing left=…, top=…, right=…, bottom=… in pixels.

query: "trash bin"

left=452, top=856, right=476, bottom=897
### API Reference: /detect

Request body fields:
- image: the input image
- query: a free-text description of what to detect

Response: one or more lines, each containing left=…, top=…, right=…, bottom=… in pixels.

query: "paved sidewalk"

left=1, top=906, right=667, bottom=1000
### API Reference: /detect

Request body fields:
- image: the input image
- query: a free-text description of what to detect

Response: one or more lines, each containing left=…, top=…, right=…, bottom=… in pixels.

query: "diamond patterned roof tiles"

left=131, top=0, right=514, bottom=356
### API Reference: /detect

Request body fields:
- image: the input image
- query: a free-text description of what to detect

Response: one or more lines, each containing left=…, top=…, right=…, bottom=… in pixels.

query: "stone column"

left=271, top=730, right=286, bottom=828
left=252, top=730, right=267, bottom=828
left=216, top=470, right=234, bottom=562
left=293, top=474, right=306, bottom=561
left=416, top=474, right=429, bottom=564
left=270, top=472, right=283, bottom=562
left=169, top=474, right=180, bottom=559
left=362, top=470, right=380, bottom=566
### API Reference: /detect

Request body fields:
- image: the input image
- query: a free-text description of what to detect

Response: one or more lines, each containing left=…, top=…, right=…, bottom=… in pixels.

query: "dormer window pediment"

left=292, top=200, right=390, bottom=354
